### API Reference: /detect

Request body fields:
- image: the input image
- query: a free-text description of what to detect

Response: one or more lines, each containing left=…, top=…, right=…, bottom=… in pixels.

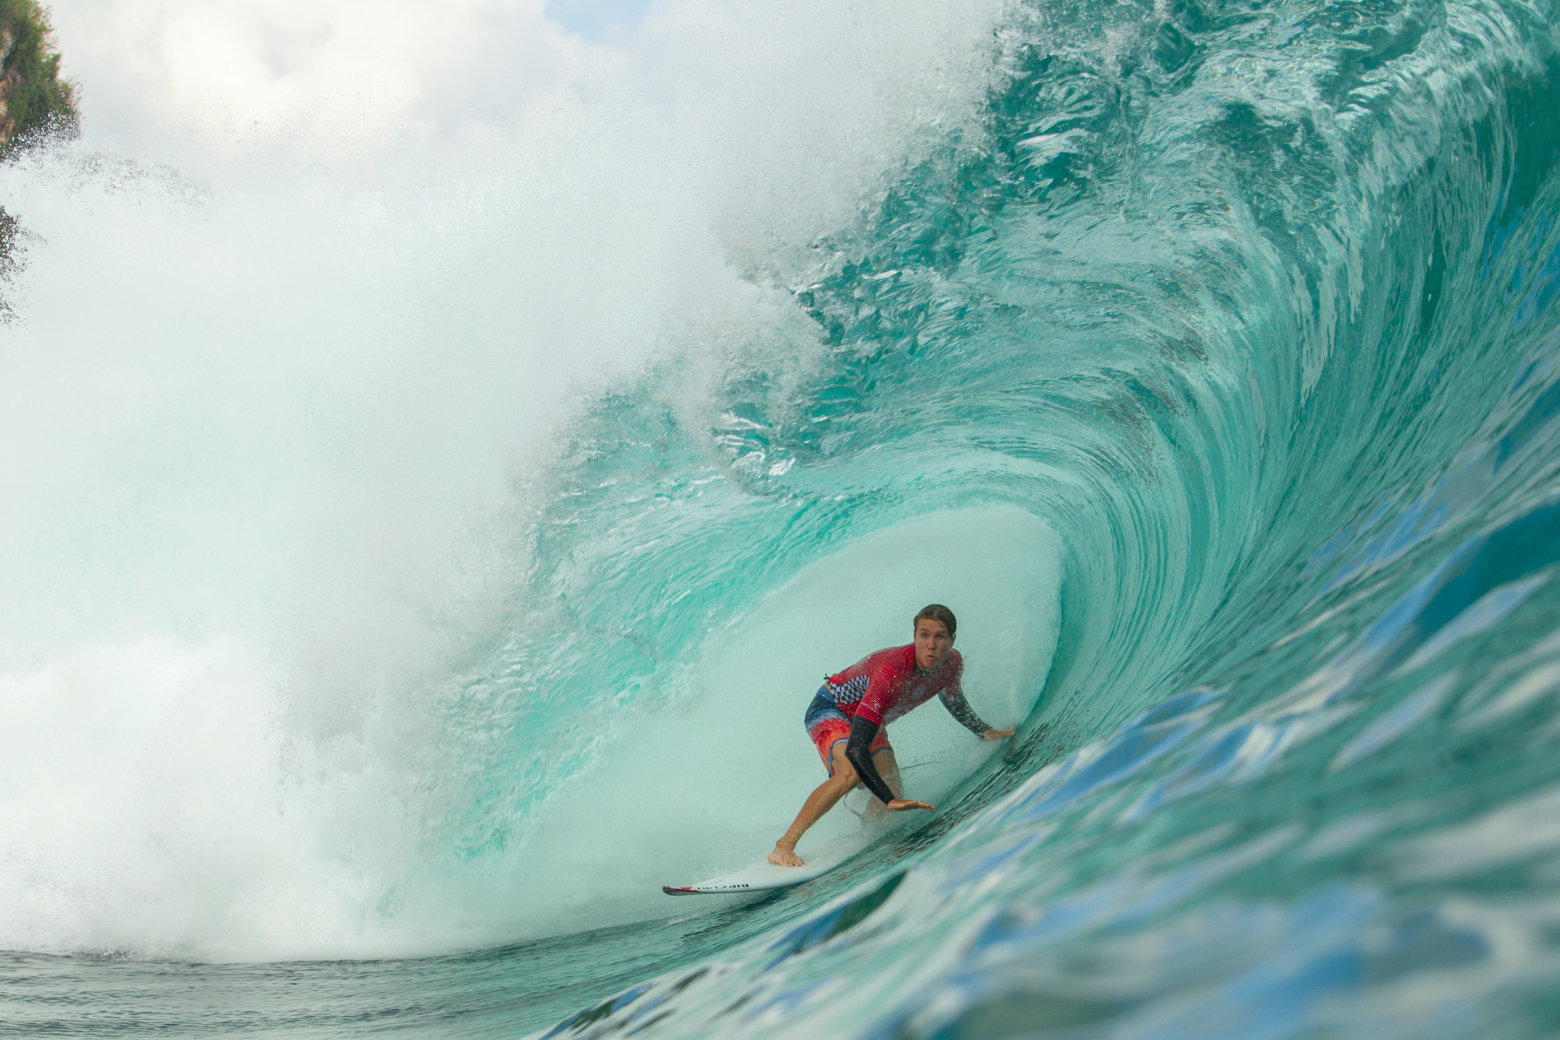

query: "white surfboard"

left=662, top=833, right=872, bottom=895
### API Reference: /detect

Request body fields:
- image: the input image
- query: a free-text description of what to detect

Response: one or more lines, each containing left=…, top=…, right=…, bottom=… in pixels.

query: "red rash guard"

left=811, top=644, right=990, bottom=804
left=824, top=644, right=966, bottom=726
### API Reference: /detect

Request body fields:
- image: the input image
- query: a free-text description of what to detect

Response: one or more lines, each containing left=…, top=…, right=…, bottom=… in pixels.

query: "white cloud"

left=47, top=0, right=583, bottom=174
left=45, top=0, right=1007, bottom=191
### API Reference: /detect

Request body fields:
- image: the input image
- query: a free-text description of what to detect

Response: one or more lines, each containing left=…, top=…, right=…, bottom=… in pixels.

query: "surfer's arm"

left=844, top=716, right=898, bottom=805
left=939, top=690, right=990, bottom=735
left=939, top=691, right=1014, bottom=740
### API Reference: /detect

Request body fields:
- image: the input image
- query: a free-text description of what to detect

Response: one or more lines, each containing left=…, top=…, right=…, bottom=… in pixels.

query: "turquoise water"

left=4, top=0, right=1560, bottom=1036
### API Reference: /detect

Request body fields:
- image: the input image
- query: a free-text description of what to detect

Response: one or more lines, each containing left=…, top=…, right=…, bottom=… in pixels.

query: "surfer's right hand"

left=886, top=798, right=934, bottom=813
left=768, top=843, right=805, bottom=867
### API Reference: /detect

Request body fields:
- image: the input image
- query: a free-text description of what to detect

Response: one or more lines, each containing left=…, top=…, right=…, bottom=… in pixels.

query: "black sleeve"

left=939, top=691, right=990, bottom=736
left=844, top=715, right=897, bottom=805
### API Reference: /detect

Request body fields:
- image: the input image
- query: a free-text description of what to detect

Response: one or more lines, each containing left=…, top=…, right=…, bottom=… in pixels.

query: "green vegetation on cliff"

left=0, top=0, right=76, bottom=155
left=0, top=0, right=74, bottom=319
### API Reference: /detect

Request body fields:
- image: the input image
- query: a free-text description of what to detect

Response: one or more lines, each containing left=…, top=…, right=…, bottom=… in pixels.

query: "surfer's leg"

left=769, top=742, right=860, bottom=867
left=863, top=746, right=902, bottom=823
left=875, top=746, right=903, bottom=796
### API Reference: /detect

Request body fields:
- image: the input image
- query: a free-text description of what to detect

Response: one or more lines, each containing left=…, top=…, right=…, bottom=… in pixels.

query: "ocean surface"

left=3, top=0, right=1560, bottom=1036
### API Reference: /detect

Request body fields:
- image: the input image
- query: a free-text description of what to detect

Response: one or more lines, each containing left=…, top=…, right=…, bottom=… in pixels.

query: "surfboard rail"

left=660, top=833, right=871, bottom=895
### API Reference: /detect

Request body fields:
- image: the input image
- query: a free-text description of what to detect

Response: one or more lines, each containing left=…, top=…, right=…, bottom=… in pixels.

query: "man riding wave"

left=769, top=604, right=1014, bottom=867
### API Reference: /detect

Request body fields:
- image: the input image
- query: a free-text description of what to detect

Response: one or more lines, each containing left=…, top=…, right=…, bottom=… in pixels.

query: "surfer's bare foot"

left=768, top=842, right=804, bottom=867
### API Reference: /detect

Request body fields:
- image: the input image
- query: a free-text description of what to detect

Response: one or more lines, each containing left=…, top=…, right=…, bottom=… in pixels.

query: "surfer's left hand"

left=982, top=728, right=1015, bottom=741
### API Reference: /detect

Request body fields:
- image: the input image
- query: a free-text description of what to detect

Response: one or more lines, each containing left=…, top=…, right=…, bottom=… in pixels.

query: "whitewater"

left=2, top=0, right=1559, bottom=1036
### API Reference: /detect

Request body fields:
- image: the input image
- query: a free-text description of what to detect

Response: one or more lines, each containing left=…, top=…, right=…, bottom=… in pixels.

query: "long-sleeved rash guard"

left=819, top=644, right=990, bottom=804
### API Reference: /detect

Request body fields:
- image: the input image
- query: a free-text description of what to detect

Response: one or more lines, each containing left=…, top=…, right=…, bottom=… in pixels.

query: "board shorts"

left=804, top=685, right=891, bottom=776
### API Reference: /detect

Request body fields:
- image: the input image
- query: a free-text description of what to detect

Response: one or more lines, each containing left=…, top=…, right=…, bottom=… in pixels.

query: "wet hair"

left=913, top=603, right=957, bottom=638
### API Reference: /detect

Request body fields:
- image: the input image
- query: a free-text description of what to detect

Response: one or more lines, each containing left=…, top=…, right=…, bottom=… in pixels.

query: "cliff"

left=0, top=0, right=76, bottom=155
left=0, top=1, right=73, bottom=318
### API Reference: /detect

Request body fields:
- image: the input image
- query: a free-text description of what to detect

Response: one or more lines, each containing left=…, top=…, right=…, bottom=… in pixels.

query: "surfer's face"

left=914, top=619, right=953, bottom=671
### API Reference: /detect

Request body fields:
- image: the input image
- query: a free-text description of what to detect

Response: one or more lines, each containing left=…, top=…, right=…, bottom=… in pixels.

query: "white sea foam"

left=0, top=0, right=1011, bottom=960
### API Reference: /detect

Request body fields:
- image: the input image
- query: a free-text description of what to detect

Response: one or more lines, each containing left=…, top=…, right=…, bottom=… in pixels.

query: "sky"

left=42, top=0, right=652, bottom=174
left=38, top=0, right=1006, bottom=193
left=543, top=0, right=650, bottom=41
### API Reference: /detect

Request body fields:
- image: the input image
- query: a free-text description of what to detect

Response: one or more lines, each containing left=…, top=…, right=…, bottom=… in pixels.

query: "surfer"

left=768, top=604, right=1014, bottom=867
